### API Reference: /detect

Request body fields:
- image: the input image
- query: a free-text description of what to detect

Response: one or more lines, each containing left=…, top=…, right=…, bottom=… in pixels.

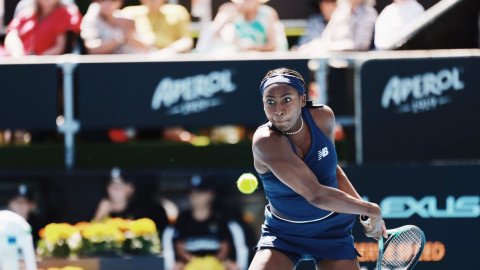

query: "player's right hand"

left=360, top=215, right=387, bottom=240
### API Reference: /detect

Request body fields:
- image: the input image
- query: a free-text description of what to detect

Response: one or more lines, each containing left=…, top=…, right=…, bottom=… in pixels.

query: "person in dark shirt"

left=93, top=167, right=168, bottom=233
left=173, top=174, right=239, bottom=270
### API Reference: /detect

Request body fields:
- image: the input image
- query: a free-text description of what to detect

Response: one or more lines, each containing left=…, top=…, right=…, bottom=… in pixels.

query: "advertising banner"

left=0, top=64, right=58, bottom=129
left=360, top=57, right=480, bottom=163
left=76, top=59, right=309, bottom=129
left=345, top=165, right=480, bottom=270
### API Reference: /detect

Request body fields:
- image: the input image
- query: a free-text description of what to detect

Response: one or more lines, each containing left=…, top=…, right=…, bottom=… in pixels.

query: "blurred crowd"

left=0, top=169, right=257, bottom=270
left=0, top=0, right=427, bottom=57
left=0, top=0, right=427, bottom=146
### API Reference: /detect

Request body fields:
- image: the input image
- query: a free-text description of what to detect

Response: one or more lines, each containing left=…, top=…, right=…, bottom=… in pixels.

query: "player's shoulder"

left=307, top=104, right=336, bottom=136
left=253, top=124, right=279, bottom=141
left=307, top=103, right=335, bottom=121
left=253, top=124, right=285, bottom=150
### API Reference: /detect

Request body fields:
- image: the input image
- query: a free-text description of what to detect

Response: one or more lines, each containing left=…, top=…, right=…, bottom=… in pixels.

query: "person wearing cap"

left=172, top=174, right=239, bottom=270
left=93, top=168, right=168, bottom=233
left=5, top=184, right=44, bottom=245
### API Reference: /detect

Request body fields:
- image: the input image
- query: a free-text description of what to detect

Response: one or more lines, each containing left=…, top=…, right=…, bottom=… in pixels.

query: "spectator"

left=5, top=184, right=45, bottom=245
left=3, top=0, right=81, bottom=56
left=13, top=0, right=76, bottom=16
left=80, top=0, right=148, bottom=54
left=374, top=0, right=425, bottom=50
left=296, top=0, right=337, bottom=47
left=172, top=175, right=240, bottom=270
left=299, top=0, right=377, bottom=52
left=121, top=0, right=193, bottom=54
left=93, top=167, right=168, bottom=233
left=196, top=0, right=286, bottom=53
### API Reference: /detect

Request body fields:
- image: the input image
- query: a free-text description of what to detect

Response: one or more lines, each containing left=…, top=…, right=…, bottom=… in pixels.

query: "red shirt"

left=7, top=5, right=81, bottom=55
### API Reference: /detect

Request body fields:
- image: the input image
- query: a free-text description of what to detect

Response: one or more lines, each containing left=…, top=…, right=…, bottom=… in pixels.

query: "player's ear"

left=301, top=94, right=306, bottom=107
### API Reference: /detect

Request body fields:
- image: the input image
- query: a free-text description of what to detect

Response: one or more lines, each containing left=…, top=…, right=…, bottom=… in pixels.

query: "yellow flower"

left=62, top=267, right=84, bottom=270
left=184, top=256, right=225, bottom=270
left=82, top=223, right=125, bottom=243
left=105, top=218, right=131, bottom=232
left=128, top=218, right=157, bottom=237
left=47, top=267, right=84, bottom=270
left=74, top=222, right=90, bottom=232
left=43, top=223, right=79, bottom=244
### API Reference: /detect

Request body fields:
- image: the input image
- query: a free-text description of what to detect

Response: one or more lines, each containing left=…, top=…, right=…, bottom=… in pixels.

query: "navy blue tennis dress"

left=255, top=107, right=358, bottom=265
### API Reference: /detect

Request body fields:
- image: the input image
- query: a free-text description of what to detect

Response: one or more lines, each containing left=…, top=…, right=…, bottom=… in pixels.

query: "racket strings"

left=381, top=227, right=424, bottom=270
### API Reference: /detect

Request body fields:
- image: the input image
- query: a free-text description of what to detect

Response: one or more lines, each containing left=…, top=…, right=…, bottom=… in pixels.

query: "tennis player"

left=250, top=68, right=387, bottom=270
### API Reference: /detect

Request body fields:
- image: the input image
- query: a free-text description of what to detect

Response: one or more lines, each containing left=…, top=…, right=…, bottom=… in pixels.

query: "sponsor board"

left=0, top=64, right=57, bottom=129
left=77, top=60, right=309, bottom=129
left=345, top=165, right=480, bottom=270
left=360, top=57, right=480, bottom=163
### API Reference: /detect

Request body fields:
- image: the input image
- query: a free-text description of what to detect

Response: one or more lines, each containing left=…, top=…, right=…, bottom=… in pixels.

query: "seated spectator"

left=13, top=0, right=76, bottom=16
left=299, top=0, right=377, bottom=52
left=4, top=184, right=45, bottom=245
left=296, top=0, right=337, bottom=47
left=374, top=0, right=425, bottom=50
left=196, top=0, right=286, bottom=53
left=3, top=0, right=81, bottom=56
left=173, top=175, right=239, bottom=270
left=93, top=167, right=168, bottom=233
left=81, top=0, right=148, bottom=54
left=121, top=0, right=193, bottom=54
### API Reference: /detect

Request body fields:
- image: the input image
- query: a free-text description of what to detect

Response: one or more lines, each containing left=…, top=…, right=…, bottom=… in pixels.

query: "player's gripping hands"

left=360, top=204, right=388, bottom=240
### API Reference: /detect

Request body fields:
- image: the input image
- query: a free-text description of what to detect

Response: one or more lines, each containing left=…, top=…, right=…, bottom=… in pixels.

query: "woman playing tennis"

left=250, top=68, right=387, bottom=270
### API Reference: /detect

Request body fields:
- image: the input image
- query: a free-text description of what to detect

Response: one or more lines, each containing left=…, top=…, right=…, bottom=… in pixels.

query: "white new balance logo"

left=318, top=147, right=329, bottom=161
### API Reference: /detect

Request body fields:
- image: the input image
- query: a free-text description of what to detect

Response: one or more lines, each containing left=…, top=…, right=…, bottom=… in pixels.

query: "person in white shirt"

left=374, top=0, right=425, bottom=50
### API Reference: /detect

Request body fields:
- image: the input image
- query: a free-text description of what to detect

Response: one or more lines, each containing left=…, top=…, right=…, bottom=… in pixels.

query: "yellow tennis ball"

left=237, top=173, right=258, bottom=194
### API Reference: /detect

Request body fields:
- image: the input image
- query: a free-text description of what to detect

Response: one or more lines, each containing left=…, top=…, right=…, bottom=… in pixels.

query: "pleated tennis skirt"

left=255, top=205, right=359, bottom=265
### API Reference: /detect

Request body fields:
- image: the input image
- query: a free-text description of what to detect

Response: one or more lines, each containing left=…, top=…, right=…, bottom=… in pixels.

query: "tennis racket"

left=361, top=217, right=426, bottom=270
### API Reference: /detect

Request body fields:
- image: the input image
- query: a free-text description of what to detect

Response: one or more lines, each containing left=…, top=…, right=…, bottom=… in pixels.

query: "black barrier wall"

left=1, top=165, right=477, bottom=270
left=76, top=59, right=309, bottom=129
left=0, top=64, right=58, bottom=129
left=345, top=165, right=480, bottom=270
left=360, top=56, right=480, bottom=164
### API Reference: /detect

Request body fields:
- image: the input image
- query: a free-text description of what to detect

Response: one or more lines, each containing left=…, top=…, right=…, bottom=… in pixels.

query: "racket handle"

left=360, top=215, right=369, bottom=221
left=359, top=215, right=370, bottom=224
left=359, top=215, right=373, bottom=230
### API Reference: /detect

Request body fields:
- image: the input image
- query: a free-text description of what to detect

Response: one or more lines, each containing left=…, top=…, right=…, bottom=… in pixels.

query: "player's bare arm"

left=252, top=128, right=381, bottom=219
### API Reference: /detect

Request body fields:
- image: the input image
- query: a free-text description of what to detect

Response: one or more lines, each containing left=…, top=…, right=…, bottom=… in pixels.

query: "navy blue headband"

left=260, top=74, right=305, bottom=95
